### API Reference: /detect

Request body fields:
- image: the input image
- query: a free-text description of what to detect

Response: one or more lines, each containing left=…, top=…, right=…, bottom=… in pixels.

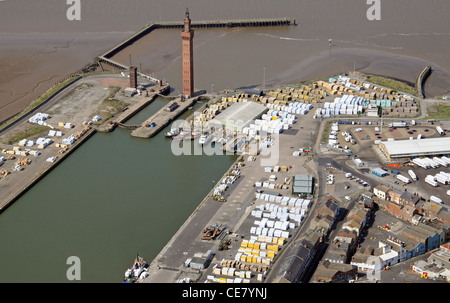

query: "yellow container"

left=241, top=240, right=248, bottom=247
left=277, top=238, right=286, bottom=245
left=268, top=245, right=279, bottom=252
left=246, top=256, right=252, bottom=263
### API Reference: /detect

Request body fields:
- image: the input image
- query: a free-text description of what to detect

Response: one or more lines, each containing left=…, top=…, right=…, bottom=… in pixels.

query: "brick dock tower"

left=129, top=66, right=137, bottom=89
left=181, top=8, right=194, bottom=99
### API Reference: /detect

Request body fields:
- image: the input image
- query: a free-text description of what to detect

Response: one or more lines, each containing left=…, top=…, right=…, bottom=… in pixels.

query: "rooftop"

left=380, top=137, right=450, bottom=158
left=208, top=101, right=267, bottom=130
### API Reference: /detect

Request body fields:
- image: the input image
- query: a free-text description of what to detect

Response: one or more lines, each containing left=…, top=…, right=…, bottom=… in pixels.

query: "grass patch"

left=365, top=75, right=417, bottom=96
left=321, top=121, right=333, bottom=144
left=94, top=86, right=128, bottom=123
left=0, top=76, right=81, bottom=131
left=426, top=103, right=450, bottom=120
left=6, top=125, right=49, bottom=145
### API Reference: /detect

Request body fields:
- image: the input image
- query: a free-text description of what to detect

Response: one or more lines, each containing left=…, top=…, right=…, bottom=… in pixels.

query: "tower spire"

left=184, top=7, right=191, bottom=32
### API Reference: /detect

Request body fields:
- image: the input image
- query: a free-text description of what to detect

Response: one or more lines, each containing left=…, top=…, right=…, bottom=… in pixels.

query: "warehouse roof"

left=380, top=137, right=450, bottom=158
left=293, top=175, right=314, bottom=194
left=208, top=101, right=267, bottom=130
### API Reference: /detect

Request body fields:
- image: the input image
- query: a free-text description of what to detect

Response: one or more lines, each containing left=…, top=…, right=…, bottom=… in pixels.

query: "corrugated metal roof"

left=208, top=102, right=267, bottom=130
left=380, top=137, right=450, bottom=157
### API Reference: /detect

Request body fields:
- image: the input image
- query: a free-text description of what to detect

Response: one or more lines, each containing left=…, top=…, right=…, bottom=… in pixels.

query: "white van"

left=430, top=196, right=443, bottom=204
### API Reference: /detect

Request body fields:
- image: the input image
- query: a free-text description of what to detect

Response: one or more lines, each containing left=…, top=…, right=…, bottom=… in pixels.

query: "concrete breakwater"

left=415, top=66, right=432, bottom=98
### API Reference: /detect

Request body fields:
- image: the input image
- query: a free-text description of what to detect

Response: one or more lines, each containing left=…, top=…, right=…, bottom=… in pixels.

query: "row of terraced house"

left=347, top=186, right=450, bottom=276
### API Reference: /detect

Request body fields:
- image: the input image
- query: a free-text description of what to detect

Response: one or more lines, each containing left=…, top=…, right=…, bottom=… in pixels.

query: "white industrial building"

left=208, top=102, right=267, bottom=132
left=379, top=137, right=450, bottom=160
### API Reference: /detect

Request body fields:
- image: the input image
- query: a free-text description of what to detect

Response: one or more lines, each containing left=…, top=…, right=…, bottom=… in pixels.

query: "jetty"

left=101, top=85, right=170, bottom=132
left=130, top=96, right=198, bottom=138
left=97, top=18, right=294, bottom=74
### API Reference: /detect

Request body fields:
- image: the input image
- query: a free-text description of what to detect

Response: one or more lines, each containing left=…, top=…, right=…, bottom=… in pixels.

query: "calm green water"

left=0, top=99, right=236, bottom=282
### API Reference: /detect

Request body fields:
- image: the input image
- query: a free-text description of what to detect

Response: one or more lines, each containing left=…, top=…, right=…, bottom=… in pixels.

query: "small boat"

left=191, top=130, right=201, bottom=139
left=199, top=134, right=212, bottom=146
left=165, top=128, right=179, bottom=138
left=123, top=254, right=149, bottom=283
left=172, top=130, right=192, bottom=141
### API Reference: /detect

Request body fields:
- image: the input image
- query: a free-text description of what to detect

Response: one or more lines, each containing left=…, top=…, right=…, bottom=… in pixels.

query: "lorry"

left=396, top=174, right=410, bottom=184
left=413, top=158, right=429, bottom=169
left=436, top=172, right=450, bottom=185
left=433, top=157, right=448, bottom=167
left=425, top=175, right=438, bottom=187
left=408, top=170, right=418, bottom=181
left=389, top=122, right=407, bottom=128
left=436, top=126, right=445, bottom=136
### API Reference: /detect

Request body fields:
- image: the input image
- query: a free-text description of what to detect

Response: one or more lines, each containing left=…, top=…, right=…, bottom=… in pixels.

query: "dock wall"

left=415, top=66, right=432, bottom=98
left=97, top=18, right=293, bottom=77
left=130, top=96, right=198, bottom=138
left=0, top=128, right=97, bottom=214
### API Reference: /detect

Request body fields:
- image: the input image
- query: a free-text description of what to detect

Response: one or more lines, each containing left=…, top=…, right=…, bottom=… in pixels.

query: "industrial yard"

left=0, top=74, right=167, bottom=211
left=0, top=66, right=448, bottom=284
left=142, top=72, right=450, bottom=284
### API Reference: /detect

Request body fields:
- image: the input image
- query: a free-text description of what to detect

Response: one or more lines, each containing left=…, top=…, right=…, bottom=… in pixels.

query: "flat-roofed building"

left=207, top=101, right=267, bottom=132
left=292, top=174, right=314, bottom=196
left=378, top=137, right=450, bottom=160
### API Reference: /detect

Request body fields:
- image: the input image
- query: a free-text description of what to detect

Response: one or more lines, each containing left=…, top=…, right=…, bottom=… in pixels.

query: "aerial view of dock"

left=0, top=0, right=449, bottom=293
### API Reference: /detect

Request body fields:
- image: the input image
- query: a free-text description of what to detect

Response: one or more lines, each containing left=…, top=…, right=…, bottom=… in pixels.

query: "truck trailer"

left=425, top=175, right=438, bottom=187
left=408, top=170, right=418, bottom=181
left=389, top=122, right=407, bottom=128
left=396, top=174, right=410, bottom=184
